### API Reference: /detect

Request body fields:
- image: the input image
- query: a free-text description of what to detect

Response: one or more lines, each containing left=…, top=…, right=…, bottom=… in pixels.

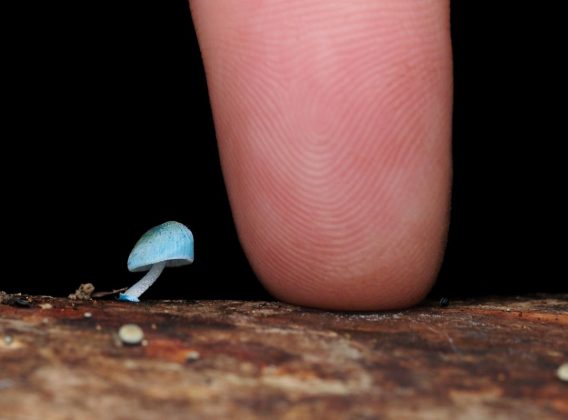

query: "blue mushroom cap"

left=127, top=221, right=194, bottom=272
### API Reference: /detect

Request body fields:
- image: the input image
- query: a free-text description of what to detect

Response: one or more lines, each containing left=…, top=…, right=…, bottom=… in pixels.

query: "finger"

left=190, top=0, right=452, bottom=310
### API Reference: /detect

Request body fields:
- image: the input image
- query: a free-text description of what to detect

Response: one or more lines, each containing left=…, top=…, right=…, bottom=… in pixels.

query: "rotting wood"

left=1, top=294, right=567, bottom=419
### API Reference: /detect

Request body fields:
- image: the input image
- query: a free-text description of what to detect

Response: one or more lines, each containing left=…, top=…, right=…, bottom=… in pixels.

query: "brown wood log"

left=1, top=293, right=567, bottom=419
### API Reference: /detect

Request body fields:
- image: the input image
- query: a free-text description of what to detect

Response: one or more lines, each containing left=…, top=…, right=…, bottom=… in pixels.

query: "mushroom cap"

left=127, top=221, right=194, bottom=272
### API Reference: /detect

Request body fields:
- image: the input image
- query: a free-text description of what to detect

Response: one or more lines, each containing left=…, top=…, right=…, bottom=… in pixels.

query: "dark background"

left=2, top=1, right=562, bottom=300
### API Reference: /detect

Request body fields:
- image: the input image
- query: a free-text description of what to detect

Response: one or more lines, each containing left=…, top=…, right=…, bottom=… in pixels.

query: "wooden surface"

left=1, top=293, right=567, bottom=419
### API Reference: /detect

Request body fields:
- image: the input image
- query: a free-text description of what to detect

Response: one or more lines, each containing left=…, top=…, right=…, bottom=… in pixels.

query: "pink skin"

left=190, top=0, right=452, bottom=310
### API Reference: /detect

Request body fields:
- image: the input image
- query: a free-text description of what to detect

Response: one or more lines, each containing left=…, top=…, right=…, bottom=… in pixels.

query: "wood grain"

left=1, top=293, right=567, bottom=419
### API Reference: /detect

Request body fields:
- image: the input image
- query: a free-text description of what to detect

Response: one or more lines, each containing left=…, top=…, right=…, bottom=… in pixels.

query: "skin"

left=189, top=0, right=452, bottom=310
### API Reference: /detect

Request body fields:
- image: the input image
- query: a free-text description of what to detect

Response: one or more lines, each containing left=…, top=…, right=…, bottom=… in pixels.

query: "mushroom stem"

left=120, top=261, right=166, bottom=302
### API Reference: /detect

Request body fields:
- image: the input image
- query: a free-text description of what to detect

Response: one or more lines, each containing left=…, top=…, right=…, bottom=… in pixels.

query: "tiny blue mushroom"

left=119, top=221, right=194, bottom=302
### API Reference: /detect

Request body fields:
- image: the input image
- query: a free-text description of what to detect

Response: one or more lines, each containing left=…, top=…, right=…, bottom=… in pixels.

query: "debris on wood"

left=0, top=292, right=32, bottom=308
left=558, top=363, right=568, bottom=382
left=118, top=324, right=144, bottom=345
left=92, top=287, right=128, bottom=299
left=68, top=283, right=95, bottom=300
left=185, top=350, right=200, bottom=362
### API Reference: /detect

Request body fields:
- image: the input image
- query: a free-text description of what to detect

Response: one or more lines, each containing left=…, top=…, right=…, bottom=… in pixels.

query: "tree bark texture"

left=1, top=294, right=567, bottom=419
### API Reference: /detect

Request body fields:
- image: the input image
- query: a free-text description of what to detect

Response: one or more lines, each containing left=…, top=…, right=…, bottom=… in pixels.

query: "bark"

left=1, top=294, right=567, bottom=419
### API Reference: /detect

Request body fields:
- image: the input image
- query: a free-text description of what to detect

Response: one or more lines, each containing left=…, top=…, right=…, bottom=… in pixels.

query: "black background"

left=2, top=1, right=563, bottom=300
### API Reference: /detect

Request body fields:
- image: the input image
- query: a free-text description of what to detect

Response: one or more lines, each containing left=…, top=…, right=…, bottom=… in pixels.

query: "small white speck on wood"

left=118, top=324, right=144, bottom=345
left=186, top=350, right=200, bottom=362
left=557, top=363, right=568, bottom=382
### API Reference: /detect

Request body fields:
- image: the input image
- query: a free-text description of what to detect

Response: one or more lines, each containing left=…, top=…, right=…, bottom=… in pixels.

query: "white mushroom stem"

left=123, top=261, right=166, bottom=299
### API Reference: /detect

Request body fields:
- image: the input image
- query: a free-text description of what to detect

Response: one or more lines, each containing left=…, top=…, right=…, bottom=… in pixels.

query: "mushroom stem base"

left=119, top=261, right=167, bottom=302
